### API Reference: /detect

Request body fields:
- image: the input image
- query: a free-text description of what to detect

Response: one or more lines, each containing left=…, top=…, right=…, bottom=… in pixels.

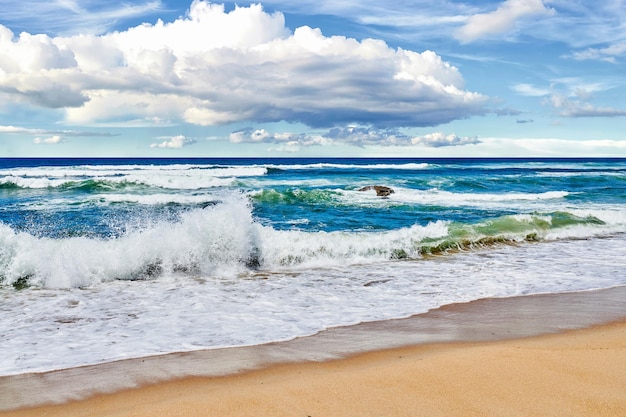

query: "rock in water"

left=358, top=185, right=395, bottom=197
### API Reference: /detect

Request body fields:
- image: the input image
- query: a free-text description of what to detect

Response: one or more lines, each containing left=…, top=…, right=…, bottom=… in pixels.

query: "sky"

left=1, top=0, right=625, bottom=157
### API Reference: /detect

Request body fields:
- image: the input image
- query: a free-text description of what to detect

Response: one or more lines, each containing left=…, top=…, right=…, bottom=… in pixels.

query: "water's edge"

left=2, top=285, right=626, bottom=411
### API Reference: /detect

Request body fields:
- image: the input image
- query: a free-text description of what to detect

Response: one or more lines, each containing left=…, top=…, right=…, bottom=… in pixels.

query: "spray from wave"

left=1, top=189, right=623, bottom=290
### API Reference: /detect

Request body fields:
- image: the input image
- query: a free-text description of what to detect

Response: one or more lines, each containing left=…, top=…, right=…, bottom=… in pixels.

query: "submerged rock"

left=358, top=185, right=395, bottom=197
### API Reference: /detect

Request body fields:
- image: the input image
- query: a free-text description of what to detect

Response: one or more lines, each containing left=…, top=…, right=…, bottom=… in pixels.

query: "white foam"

left=339, top=187, right=570, bottom=209
left=0, top=195, right=259, bottom=288
left=1, top=235, right=625, bottom=376
left=267, top=162, right=430, bottom=170
left=0, top=198, right=449, bottom=287
left=97, top=193, right=219, bottom=205
left=0, top=175, right=73, bottom=189
left=2, top=195, right=626, bottom=289
left=0, top=165, right=266, bottom=190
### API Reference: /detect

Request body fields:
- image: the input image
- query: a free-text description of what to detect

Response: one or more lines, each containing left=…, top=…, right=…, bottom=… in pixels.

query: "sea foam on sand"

left=1, top=285, right=625, bottom=414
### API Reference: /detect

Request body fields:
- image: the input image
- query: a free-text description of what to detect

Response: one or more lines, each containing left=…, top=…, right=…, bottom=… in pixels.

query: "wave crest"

left=1, top=202, right=622, bottom=290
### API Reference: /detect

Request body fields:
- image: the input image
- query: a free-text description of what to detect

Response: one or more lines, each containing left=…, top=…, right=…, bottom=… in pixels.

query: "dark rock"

left=12, top=274, right=33, bottom=290
left=357, top=185, right=395, bottom=197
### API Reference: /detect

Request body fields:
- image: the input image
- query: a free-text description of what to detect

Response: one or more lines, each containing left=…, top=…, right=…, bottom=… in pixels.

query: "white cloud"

left=322, top=127, right=481, bottom=148
left=569, top=42, right=626, bottom=63
left=229, top=129, right=272, bottom=143
left=0, top=1, right=487, bottom=129
left=0, top=125, right=41, bottom=133
left=0, top=124, right=117, bottom=137
left=0, top=28, right=77, bottom=73
left=411, top=132, right=481, bottom=147
left=229, top=126, right=481, bottom=149
left=33, top=135, right=63, bottom=144
left=150, top=135, right=196, bottom=149
left=324, top=126, right=409, bottom=147
left=511, top=83, right=550, bottom=97
left=548, top=78, right=612, bottom=99
left=547, top=94, right=626, bottom=118
left=513, top=79, right=626, bottom=119
left=229, top=128, right=332, bottom=147
left=455, top=0, right=554, bottom=43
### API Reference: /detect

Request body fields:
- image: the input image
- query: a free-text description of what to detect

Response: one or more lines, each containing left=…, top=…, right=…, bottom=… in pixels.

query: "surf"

left=1, top=194, right=623, bottom=290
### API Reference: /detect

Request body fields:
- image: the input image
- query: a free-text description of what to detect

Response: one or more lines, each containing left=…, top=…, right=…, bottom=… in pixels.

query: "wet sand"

left=2, top=286, right=626, bottom=416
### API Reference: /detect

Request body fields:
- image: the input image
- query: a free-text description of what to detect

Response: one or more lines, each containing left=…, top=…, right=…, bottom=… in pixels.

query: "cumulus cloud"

left=229, top=128, right=332, bottom=147
left=411, top=132, right=481, bottom=147
left=229, top=126, right=480, bottom=149
left=229, top=128, right=273, bottom=143
left=0, top=1, right=487, bottom=129
left=33, top=135, right=63, bottom=144
left=455, top=0, right=554, bottom=43
left=324, top=126, right=412, bottom=147
left=150, top=135, right=196, bottom=148
left=327, top=127, right=481, bottom=148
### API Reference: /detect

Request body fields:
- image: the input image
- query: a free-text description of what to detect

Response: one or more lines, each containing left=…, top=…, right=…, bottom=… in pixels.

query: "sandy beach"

left=3, top=319, right=625, bottom=417
left=2, top=287, right=626, bottom=417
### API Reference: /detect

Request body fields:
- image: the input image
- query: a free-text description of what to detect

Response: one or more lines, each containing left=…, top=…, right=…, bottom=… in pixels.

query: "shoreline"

left=2, top=286, right=626, bottom=414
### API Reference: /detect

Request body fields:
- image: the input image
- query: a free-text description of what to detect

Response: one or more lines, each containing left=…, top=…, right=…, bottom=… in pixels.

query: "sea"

left=1, top=157, right=625, bottom=376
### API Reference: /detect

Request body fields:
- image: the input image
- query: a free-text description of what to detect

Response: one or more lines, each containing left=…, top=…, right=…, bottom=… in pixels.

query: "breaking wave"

left=1, top=194, right=623, bottom=290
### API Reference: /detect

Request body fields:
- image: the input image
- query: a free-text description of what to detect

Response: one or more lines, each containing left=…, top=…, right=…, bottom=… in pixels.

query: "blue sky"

left=1, top=0, right=625, bottom=157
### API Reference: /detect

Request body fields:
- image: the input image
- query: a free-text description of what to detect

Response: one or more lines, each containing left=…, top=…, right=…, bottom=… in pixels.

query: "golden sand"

left=5, top=319, right=626, bottom=417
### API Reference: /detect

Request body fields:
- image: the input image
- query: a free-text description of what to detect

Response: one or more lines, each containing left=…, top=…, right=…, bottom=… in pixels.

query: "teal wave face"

left=471, top=212, right=605, bottom=235
left=59, top=179, right=150, bottom=192
left=0, top=182, right=20, bottom=190
left=0, top=177, right=150, bottom=192
left=417, top=212, right=609, bottom=256
left=251, top=188, right=341, bottom=205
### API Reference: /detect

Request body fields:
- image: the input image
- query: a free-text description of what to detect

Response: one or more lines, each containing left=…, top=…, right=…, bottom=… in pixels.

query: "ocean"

left=1, top=157, right=625, bottom=376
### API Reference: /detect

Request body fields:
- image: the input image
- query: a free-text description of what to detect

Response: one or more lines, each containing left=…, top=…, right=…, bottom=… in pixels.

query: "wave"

left=251, top=188, right=341, bottom=204
left=0, top=164, right=268, bottom=177
left=1, top=194, right=623, bottom=290
left=265, top=162, right=430, bottom=171
left=0, top=173, right=239, bottom=191
left=0, top=164, right=268, bottom=191
left=341, top=187, right=571, bottom=206
left=248, top=187, right=572, bottom=210
left=95, top=193, right=220, bottom=206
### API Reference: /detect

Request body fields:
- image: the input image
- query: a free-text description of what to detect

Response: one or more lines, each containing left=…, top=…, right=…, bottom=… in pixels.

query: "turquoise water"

left=1, top=158, right=625, bottom=374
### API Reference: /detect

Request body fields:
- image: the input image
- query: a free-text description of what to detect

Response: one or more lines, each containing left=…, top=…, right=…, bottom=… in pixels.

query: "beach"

left=3, top=287, right=626, bottom=417
left=1, top=0, right=626, bottom=408
left=1, top=158, right=625, bottom=415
